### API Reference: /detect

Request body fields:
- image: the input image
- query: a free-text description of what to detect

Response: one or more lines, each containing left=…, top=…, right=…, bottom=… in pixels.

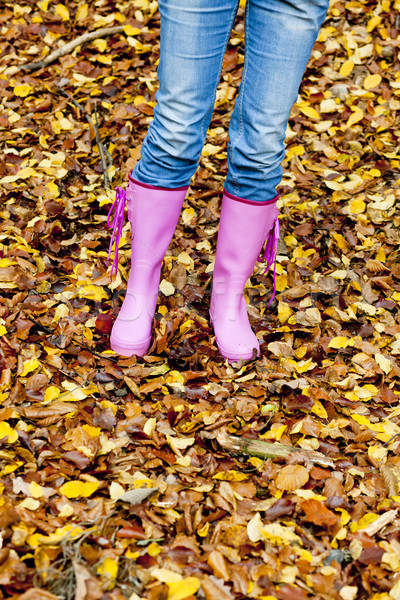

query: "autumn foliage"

left=1, top=0, right=400, bottom=599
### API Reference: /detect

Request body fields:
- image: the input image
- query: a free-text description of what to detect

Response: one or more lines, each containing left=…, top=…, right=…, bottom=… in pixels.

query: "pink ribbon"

left=107, top=186, right=126, bottom=280
left=261, top=218, right=280, bottom=306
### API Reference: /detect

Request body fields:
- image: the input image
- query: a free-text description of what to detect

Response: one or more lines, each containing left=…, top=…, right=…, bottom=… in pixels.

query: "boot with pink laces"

left=210, top=188, right=280, bottom=362
left=107, top=175, right=188, bottom=357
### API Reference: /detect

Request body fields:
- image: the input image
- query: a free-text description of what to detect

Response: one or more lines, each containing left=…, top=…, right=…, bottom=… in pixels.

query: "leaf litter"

left=1, top=0, right=400, bottom=599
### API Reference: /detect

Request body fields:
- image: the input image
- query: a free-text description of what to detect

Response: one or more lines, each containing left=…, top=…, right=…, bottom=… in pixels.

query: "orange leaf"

left=301, top=499, right=338, bottom=527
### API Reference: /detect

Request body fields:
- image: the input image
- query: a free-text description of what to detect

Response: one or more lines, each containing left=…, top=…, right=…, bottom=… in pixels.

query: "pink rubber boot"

left=107, top=175, right=189, bottom=357
left=210, top=188, right=280, bottom=362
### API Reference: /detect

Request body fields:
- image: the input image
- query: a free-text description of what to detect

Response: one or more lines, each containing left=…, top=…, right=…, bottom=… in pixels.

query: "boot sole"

left=216, top=340, right=260, bottom=364
left=110, top=335, right=151, bottom=358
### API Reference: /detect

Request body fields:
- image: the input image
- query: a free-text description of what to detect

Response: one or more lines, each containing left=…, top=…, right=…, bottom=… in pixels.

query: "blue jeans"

left=132, top=0, right=330, bottom=202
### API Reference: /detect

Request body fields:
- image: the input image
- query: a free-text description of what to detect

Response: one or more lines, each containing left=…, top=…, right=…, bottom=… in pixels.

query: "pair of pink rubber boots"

left=107, top=175, right=279, bottom=362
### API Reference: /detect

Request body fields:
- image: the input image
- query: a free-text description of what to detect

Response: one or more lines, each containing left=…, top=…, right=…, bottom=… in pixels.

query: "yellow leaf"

left=340, top=59, right=354, bottom=77
left=0, top=325, right=7, bottom=336
left=286, top=145, right=305, bottom=160
left=366, top=15, right=381, bottom=32
left=376, top=247, right=385, bottom=262
left=77, top=285, right=108, bottom=301
left=179, top=320, right=194, bottom=336
left=364, top=74, right=382, bottom=90
left=29, top=482, right=44, bottom=498
left=197, top=522, right=209, bottom=537
left=159, top=279, right=175, bottom=296
left=97, top=557, right=118, bottom=590
left=167, top=577, right=201, bottom=600
left=124, top=24, right=141, bottom=36
left=76, top=3, right=88, bottom=21
left=346, top=107, right=364, bottom=129
left=44, top=386, right=60, bottom=403
left=166, top=435, right=195, bottom=455
left=213, top=470, right=249, bottom=481
left=275, top=273, right=287, bottom=292
left=348, top=197, right=365, bottom=214
left=331, top=233, right=350, bottom=251
left=368, top=445, right=387, bottom=464
left=249, top=513, right=302, bottom=546
left=152, top=568, right=182, bottom=584
left=20, top=357, right=41, bottom=377
left=92, top=39, right=107, bottom=52
left=140, top=418, right=155, bottom=437
left=339, top=586, right=358, bottom=600
left=58, top=504, right=74, bottom=517
left=278, top=301, right=293, bottom=324
left=58, top=117, right=73, bottom=131
left=350, top=513, right=378, bottom=532
left=0, top=167, right=37, bottom=183
left=148, top=542, right=162, bottom=556
left=55, top=4, right=70, bottom=20
left=38, top=0, right=49, bottom=10
left=110, top=481, right=125, bottom=500
left=298, top=105, right=320, bottom=120
left=0, top=422, right=18, bottom=443
left=181, top=207, right=196, bottom=226
left=320, top=99, right=338, bottom=113
left=59, top=480, right=100, bottom=498
left=202, top=143, right=223, bottom=156
left=134, top=95, right=147, bottom=106
left=14, top=84, right=33, bottom=97
left=261, top=424, right=286, bottom=441
left=165, top=371, right=185, bottom=385
left=311, top=399, right=328, bottom=419
left=82, top=425, right=101, bottom=437
left=52, top=303, right=69, bottom=323
left=375, top=353, right=393, bottom=375
left=328, top=336, right=354, bottom=349
left=20, top=498, right=41, bottom=511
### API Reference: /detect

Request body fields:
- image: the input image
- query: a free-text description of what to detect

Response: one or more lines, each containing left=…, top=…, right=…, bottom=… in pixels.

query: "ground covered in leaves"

left=1, top=0, right=400, bottom=598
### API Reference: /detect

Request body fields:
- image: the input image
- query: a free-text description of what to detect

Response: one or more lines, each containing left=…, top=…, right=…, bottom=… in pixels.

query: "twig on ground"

left=21, top=25, right=125, bottom=71
left=217, top=430, right=335, bottom=467
left=56, top=85, right=110, bottom=188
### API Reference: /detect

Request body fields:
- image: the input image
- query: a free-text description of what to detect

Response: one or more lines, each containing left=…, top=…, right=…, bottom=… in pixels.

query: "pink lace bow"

left=261, top=217, right=280, bottom=306
left=107, top=186, right=126, bottom=280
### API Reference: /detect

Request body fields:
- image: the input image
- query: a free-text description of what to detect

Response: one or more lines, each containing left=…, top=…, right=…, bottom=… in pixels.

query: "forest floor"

left=1, top=0, right=400, bottom=599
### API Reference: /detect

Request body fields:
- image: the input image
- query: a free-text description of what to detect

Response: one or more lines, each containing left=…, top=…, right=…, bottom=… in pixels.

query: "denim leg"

left=133, top=0, right=240, bottom=188
left=225, top=0, right=330, bottom=202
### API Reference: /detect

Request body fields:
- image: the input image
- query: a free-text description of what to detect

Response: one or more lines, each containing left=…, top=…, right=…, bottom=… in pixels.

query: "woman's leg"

left=226, top=0, right=330, bottom=202
left=110, top=0, right=241, bottom=357
left=132, top=0, right=241, bottom=188
left=211, top=0, right=330, bottom=361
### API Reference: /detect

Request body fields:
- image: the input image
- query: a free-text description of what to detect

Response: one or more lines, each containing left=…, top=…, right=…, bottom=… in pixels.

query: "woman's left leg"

left=211, top=0, right=330, bottom=361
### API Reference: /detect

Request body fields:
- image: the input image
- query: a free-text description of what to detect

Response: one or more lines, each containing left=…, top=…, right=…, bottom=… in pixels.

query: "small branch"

left=21, top=25, right=125, bottom=71
left=362, top=509, right=397, bottom=536
left=56, top=85, right=110, bottom=188
left=217, top=430, right=334, bottom=467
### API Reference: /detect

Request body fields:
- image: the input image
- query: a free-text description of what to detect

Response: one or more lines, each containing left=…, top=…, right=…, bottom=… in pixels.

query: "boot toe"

left=110, top=319, right=151, bottom=357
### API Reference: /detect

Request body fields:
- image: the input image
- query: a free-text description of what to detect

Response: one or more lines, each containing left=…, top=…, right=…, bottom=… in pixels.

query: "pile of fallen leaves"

left=1, top=0, right=400, bottom=598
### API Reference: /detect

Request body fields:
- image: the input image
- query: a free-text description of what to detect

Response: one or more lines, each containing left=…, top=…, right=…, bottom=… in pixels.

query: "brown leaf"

left=275, top=464, right=309, bottom=491
left=18, top=589, right=60, bottom=600
left=207, top=549, right=230, bottom=580
left=73, top=560, right=103, bottom=600
left=201, top=575, right=233, bottom=600
left=323, top=477, right=346, bottom=498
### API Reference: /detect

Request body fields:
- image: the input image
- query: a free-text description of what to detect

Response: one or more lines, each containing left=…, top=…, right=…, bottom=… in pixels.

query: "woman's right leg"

left=110, top=0, right=241, bottom=357
left=132, top=0, right=241, bottom=187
